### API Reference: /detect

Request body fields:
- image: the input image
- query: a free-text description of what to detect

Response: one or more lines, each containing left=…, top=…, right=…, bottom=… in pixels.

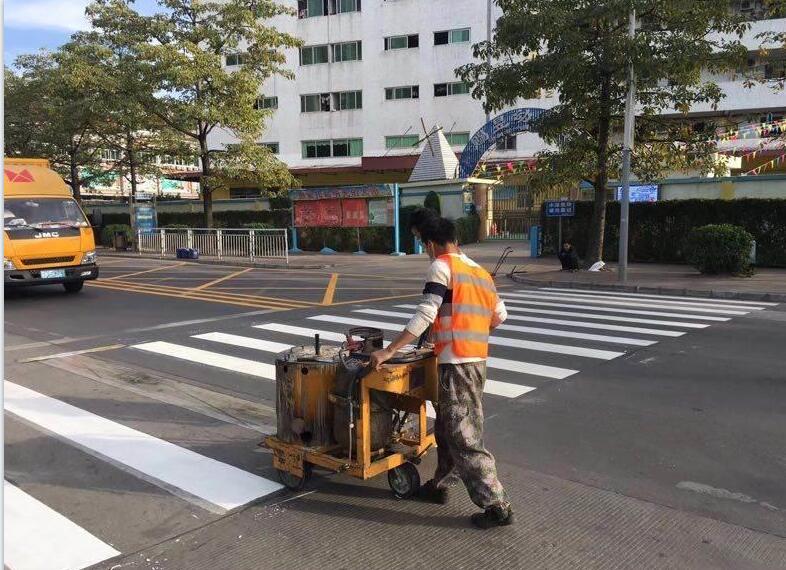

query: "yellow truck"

left=4, top=158, right=98, bottom=292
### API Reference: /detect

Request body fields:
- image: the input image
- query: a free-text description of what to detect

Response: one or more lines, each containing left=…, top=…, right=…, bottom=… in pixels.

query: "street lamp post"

left=618, top=8, right=637, bottom=283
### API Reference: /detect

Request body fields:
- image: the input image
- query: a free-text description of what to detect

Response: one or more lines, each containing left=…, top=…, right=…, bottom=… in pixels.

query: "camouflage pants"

left=432, top=362, right=509, bottom=510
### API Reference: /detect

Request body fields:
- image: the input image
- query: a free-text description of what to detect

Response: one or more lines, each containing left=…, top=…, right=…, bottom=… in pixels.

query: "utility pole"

left=618, top=8, right=636, bottom=283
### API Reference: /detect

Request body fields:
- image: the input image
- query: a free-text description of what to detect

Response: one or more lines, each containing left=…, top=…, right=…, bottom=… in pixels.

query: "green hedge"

left=157, top=209, right=290, bottom=229
left=686, top=224, right=754, bottom=275
left=298, top=227, right=394, bottom=253
left=540, top=199, right=786, bottom=268
left=100, top=224, right=133, bottom=247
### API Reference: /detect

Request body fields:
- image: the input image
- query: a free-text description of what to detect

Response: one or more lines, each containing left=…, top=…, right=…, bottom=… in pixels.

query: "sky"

left=4, top=0, right=159, bottom=67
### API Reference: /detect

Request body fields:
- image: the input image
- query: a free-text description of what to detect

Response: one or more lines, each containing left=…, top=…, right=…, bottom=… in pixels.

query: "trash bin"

left=113, top=231, right=128, bottom=251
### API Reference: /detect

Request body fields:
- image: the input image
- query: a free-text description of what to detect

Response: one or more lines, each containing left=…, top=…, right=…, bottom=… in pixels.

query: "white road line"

left=4, top=479, right=121, bottom=570
left=485, top=381, right=538, bottom=398
left=498, top=298, right=731, bottom=321
left=133, top=341, right=276, bottom=380
left=392, top=305, right=685, bottom=337
left=525, top=290, right=764, bottom=311
left=540, top=287, right=779, bottom=306
left=355, top=309, right=658, bottom=346
left=257, top=322, right=577, bottom=380
left=3, top=382, right=283, bottom=513
left=193, top=332, right=292, bottom=354
left=308, top=315, right=624, bottom=360
left=501, top=292, right=748, bottom=315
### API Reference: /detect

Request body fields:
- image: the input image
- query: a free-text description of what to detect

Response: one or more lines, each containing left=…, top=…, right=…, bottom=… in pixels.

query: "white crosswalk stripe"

left=354, top=309, right=658, bottom=346
left=4, top=381, right=283, bottom=514
left=526, top=289, right=765, bottom=311
left=501, top=292, right=749, bottom=315
left=499, top=297, right=732, bottom=321
left=4, top=479, right=121, bottom=570
left=309, top=314, right=624, bottom=360
left=540, top=287, right=779, bottom=306
left=392, top=305, right=685, bottom=337
left=133, top=341, right=276, bottom=379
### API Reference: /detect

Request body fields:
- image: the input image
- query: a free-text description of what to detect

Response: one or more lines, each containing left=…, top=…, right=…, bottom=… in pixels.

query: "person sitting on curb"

left=558, top=241, right=580, bottom=272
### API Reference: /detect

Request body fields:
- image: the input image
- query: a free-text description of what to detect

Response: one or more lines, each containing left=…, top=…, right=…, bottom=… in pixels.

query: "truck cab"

left=4, top=158, right=99, bottom=293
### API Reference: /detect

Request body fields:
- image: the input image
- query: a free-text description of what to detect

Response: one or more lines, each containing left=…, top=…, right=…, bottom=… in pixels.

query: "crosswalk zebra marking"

left=133, top=341, right=276, bottom=379
left=540, top=287, right=779, bottom=307
left=524, top=289, right=765, bottom=312
left=308, top=315, right=624, bottom=360
left=354, top=309, right=658, bottom=346
left=499, top=298, right=732, bottom=321
left=4, top=381, right=283, bottom=513
left=4, top=479, right=121, bottom=570
left=467, top=305, right=711, bottom=329
left=501, top=292, right=749, bottom=315
left=392, top=305, right=685, bottom=337
left=193, top=332, right=291, bottom=354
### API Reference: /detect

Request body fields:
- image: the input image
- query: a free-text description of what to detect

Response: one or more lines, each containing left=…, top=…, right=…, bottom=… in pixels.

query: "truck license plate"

left=40, top=269, right=66, bottom=279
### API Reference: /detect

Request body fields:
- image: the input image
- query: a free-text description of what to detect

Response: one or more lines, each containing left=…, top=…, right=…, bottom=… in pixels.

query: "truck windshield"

left=4, top=198, right=89, bottom=229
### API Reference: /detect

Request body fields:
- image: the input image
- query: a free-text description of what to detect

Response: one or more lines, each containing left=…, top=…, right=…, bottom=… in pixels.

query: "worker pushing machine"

left=371, top=216, right=514, bottom=529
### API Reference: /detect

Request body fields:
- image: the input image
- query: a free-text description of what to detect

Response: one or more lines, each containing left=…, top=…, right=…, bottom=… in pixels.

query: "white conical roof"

left=408, top=129, right=460, bottom=182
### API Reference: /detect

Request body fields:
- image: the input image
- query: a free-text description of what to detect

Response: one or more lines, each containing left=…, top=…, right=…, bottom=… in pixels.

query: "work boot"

left=416, top=480, right=448, bottom=505
left=470, top=505, right=514, bottom=529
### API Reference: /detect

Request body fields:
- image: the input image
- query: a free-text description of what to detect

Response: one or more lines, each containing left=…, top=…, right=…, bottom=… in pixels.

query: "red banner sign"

left=342, top=199, right=368, bottom=227
left=294, top=199, right=343, bottom=227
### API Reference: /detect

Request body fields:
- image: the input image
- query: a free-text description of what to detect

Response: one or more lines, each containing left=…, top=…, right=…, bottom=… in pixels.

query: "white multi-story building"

left=210, top=0, right=786, bottom=192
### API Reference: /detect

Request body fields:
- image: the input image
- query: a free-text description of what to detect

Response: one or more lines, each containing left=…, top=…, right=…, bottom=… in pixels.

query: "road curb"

left=508, top=274, right=786, bottom=303
left=99, top=251, right=333, bottom=271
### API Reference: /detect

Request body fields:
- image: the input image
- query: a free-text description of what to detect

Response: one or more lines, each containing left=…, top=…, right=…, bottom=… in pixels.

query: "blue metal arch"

left=458, top=108, right=546, bottom=179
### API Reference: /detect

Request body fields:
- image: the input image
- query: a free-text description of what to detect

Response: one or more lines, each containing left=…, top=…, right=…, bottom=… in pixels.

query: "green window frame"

left=301, top=138, right=363, bottom=158
left=385, top=135, right=420, bottom=149
left=225, top=53, right=248, bottom=66
left=300, top=45, right=329, bottom=65
left=384, top=85, right=419, bottom=100
left=332, top=41, right=362, bottom=62
left=446, top=132, right=470, bottom=146
left=254, top=96, right=278, bottom=110
left=333, top=90, right=362, bottom=110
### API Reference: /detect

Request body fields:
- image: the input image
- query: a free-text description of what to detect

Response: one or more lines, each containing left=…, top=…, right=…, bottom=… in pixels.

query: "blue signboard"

left=615, top=184, right=658, bottom=203
left=135, top=204, right=157, bottom=233
left=544, top=200, right=575, bottom=217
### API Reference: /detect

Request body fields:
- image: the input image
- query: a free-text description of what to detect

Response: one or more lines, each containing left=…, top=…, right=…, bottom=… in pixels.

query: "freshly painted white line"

left=133, top=341, right=276, bottom=379
left=194, top=332, right=292, bottom=354
left=392, top=305, right=685, bottom=336
left=396, top=304, right=709, bottom=329
left=498, top=298, right=731, bottom=321
left=541, top=287, right=779, bottom=306
left=501, top=292, right=748, bottom=315
left=355, top=309, right=658, bottom=345
left=485, top=381, right=537, bottom=398
left=259, top=322, right=578, bottom=380
left=3, top=382, right=283, bottom=513
left=308, top=315, right=624, bottom=360
left=524, top=290, right=763, bottom=311
left=4, top=479, right=121, bottom=570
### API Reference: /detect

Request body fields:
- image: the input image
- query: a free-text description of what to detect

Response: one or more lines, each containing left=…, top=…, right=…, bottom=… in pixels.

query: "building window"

left=254, top=96, right=278, bottom=110
left=333, top=90, right=363, bottom=110
left=496, top=134, right=517, bottom=151
left=385, top=135, right=420, bottom=149
left=101, top=149, right=121, bottom=161
left=259, top=142, right=280, bottom=154
left=385, top=85, right=419, bottom=100
left=225, top=53, right=248, bottom=66
left=230, top=188, right=262, bottom=199
left=300, top=45, right=329, bottom=65
left=434, top=81, right=470, bottom=97
left=332, top=41, right=362, bottom=62
left=434, top=28, right=471, bottom=46
left=384, top=34, right=419, bottom=50
left=445, top=132, right=470, bottom=146
left=302, top=138, right=363, bottom=158
left=298, top=0, right=361, bottom=18
left=301, top=93, right=332, bottom=113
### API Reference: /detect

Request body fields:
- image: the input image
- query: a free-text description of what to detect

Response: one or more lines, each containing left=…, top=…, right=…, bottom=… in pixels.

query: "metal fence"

left=487, top=213, right=540, bottom=240
left=137, top=228, right=289, bottom=263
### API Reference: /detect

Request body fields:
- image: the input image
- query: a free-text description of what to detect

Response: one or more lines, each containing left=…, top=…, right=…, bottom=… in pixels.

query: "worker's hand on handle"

left=370, top=348, right=394, bottom=370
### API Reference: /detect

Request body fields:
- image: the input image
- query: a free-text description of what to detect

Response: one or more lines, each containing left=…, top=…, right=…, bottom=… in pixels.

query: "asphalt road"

left=4, top=255, right=786, bottom=569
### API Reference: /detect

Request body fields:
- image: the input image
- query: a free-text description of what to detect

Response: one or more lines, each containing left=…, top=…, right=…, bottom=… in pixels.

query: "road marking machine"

left=264, top=327, right=437, bottom=498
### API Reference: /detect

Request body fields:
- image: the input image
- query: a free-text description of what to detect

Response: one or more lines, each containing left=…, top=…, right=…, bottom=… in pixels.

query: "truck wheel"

left=276, top=463, right=312, bottom=491
left=63, top=281, right=84, bottom=293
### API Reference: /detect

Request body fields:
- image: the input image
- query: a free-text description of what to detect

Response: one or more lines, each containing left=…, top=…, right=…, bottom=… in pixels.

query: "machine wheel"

left=277, top=463, right=312, bottom=491
left=388, top=462, right=421, bottom=499
left=63, top=280, right=84, bottom=293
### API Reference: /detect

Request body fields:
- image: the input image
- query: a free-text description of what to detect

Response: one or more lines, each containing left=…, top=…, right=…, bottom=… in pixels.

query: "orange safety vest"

left=432, top=254, right=497, bottom=358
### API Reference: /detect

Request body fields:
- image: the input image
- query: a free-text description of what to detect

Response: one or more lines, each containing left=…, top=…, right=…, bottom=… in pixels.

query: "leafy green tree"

left=459, top=1, right=749, bottom=265
left=5, top=53, right=106, bottom=200
left=88, top=0, right=301, bottom=227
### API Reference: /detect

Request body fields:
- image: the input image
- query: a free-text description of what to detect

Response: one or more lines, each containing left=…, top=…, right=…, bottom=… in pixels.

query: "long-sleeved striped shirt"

left=404, top=253, right=507, bottom=364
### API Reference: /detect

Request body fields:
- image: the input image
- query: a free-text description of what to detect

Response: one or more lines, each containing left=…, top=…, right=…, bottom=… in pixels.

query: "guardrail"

left=137, top=228, right=289, bottom=264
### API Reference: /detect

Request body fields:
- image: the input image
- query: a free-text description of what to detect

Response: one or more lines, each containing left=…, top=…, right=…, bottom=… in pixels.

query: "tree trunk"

left=127, top=130, right=139, bottom=236
left=69, top=151, right=82, bottom=202
left=584, top=78, right=613, bottom=267
left=199, top=136, right=213, bottom=228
